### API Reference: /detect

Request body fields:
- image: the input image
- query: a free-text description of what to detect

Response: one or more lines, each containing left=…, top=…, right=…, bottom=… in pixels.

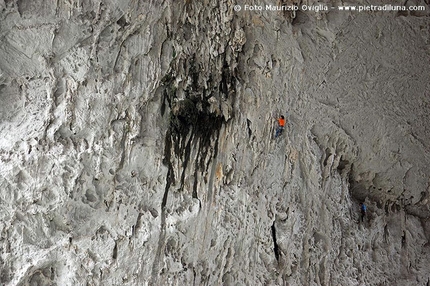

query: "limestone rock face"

left=0, top=0, right=429, bottom=285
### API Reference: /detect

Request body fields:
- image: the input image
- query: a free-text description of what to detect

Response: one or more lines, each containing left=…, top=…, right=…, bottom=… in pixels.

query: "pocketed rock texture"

left=0, top=0, right=429, bottom=285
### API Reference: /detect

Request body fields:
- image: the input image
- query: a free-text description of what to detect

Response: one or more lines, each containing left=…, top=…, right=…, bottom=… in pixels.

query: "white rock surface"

left=0, top=0, right=429, bottom=285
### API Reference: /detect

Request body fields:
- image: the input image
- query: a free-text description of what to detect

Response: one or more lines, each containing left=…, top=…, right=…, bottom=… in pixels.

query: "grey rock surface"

left=0, top=0, right=429, bottom=285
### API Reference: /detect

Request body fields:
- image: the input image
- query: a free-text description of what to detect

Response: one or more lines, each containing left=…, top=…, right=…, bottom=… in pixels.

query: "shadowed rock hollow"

left=0, top=0, right=429, bottom=285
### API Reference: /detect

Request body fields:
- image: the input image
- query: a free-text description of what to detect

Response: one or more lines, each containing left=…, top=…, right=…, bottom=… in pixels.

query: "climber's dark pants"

left=361, top=210, right=366, bottom=222
left=275, top=127, right=284, bottom=138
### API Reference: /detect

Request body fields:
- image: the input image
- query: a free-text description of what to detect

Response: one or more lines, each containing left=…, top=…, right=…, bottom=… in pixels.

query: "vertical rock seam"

left=271, top=221, right=280, bottom=261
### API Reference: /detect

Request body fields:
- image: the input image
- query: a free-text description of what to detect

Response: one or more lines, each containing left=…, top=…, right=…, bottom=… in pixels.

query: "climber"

left=275, top=115, right=285, bottom=138
left=359, top=202, right=367, bottom=222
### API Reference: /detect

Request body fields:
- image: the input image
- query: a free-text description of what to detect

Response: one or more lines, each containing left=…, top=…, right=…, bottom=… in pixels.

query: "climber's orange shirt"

left=278, top=118, right=285, bottom=127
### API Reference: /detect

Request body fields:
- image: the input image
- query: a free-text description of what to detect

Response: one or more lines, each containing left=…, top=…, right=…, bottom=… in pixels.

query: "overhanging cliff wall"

left=0, top=0, right=429, bottom=285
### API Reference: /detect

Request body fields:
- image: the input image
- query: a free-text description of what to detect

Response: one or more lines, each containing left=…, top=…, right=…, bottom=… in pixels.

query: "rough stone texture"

left=0, top=0, right=429, bottom=285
